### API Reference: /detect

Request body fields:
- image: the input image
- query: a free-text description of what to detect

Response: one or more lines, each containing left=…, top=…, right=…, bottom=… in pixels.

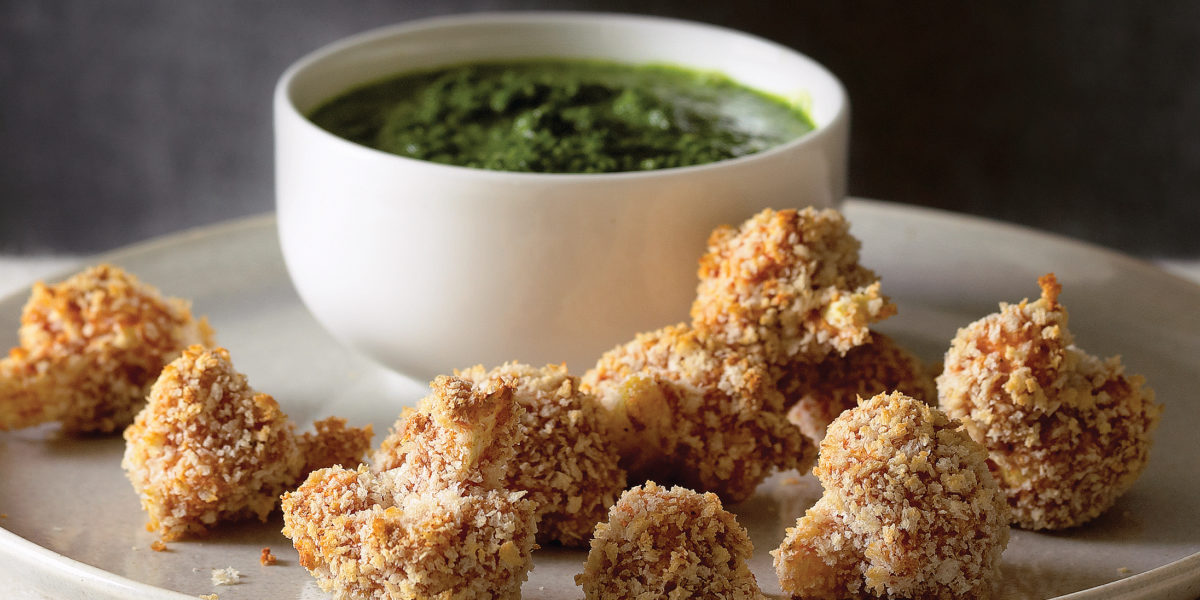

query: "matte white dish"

left=275, top=12, right=849, bottom=380
left=2, top=200, right=1198, bottom=599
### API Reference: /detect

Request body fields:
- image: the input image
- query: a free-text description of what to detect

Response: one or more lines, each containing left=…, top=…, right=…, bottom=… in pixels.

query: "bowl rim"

left=274, top=10, right=849, bottom=182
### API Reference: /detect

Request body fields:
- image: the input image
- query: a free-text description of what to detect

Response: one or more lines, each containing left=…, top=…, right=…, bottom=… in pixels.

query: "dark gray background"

left=2, top=1, right=1198, bottom=257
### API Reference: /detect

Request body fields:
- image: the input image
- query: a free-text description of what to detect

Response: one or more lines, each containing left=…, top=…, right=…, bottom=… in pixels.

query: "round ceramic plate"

left=1, top=199, right=1197, bottom=600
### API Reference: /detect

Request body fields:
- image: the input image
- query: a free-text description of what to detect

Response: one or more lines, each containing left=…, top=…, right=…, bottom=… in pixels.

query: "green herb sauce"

left=309, top=59, right=815, bottom=173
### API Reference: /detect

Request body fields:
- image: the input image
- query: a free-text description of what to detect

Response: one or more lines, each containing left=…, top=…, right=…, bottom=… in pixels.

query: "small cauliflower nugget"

left=937, top=274, right=1162, bottom=530
left=122, top=346, right=372, bottom=540
left=691, top=208, right=895, bottom=364
left=0, top=264, right=213, bottom=433
left=576, top=481, right=763, bottom=600
left=284, top=374, right=537, bottom=600
left=773, top=392, right=1010, bottom=600
left=583, top=324, right=814, bottom=504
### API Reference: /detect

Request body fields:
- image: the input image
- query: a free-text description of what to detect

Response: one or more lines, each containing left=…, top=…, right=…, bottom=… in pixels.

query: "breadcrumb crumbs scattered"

left=284, top=375, right=536, bottom=600
left=121, top=346, right=371, bottom=540
left=0, top=264, right=214, bottom=433
left=583, top=324, right=814, bottom=503
left=199, top=594, right=218, bottom=600
left=210, top=567, right=240, bottom=586
left=773, top=392, right=1010, bottom=600
left=781, top=332, right=936, bottom=443
left=259, top=547, right=277, bottom=566
left=937, top=274, right=1162, bottom=530
left=691, top=208, right=896, bottom=364
left=1117, top=567, right=1132, bottom=575
left=576, top=481, right=762, bottom=599
left=150, top=539, right=167, bottom=552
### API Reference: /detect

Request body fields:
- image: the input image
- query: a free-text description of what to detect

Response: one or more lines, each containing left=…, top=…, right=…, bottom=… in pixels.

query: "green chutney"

left=308, top=59, right=815, bottom=174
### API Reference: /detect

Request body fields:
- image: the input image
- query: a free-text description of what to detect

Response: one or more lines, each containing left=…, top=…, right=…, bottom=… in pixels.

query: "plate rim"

left=1, top=200, right=1196, bottom=599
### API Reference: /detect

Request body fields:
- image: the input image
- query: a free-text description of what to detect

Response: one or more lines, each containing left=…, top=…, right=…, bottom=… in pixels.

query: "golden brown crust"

left=773, top=392, right=1010, bottom=600
left=373, top=374, right=520, bottom=492
left=285, top=374, right=536, bottom=599
left=282, top=466, right=536, bottom=600
left=781, top=332, right=936, bottom=442
left=455, top=362, right=626, bottom=547
left=937, top=274, right=1162, bottom=530
left=121, top=346, right=370, bottom=540
left=582, top=323, right=815, bottom=504
left=0, top=264, right=214, bottom=433
left=299, top=416, right=374, bottom=474
left=575, top=481, right=763, bottom=600
left=691, top=208, right=896, bottom=364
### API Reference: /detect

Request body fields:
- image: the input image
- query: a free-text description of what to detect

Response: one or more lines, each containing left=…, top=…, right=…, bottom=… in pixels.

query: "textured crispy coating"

left=0, top=264, right=214, bottom=433
left=453, top=362, right=626, bottom=547
left=582, top=323, right=815, bottom=504
left=121, top=346, right=372, bottom=540
left=691, top=208, right=896, bottom=364
left=282, top=467, right=536, bottom=600
left=773, top=392, right=1010, bottom=600
left=285, top=374, right=536, bottom=600
left=782, top=332, right=936, bottom=442
left=937, top=274, right=1162, bottom=530
left=575, top=481, right=763, bottom=600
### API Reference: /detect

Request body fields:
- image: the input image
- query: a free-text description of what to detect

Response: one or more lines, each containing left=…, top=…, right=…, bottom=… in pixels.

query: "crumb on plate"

left=211, top=567, right=240, bottom=586
left=260, top=547, right=277, bottom=566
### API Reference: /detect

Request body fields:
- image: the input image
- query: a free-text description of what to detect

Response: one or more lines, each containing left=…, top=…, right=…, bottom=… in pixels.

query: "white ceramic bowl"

left=275, top=12, right=849, bottom=379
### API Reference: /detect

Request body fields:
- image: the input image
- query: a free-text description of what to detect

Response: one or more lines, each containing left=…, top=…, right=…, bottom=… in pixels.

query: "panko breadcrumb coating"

left=691, top=208, right=896, bottom=364
left=453, top=362, right=626, bottom=547
left=773, top=392, right=1010, bottom=600
left=582, top=324, right=815, bottom=504
left=283, top=466, right=536, bottom=600
left=121, top=346, right=372, bottom=540
left=575, top=481, right=762, bottom=600
left=373, top=374, right=520, bottom=492
left=284, top=374, right=536, bottom=600
left=0, top=264, right=214, bottom=433
left=782, top=332, right=936, bottom=442
left=937, top=274, right=1162, bottom=530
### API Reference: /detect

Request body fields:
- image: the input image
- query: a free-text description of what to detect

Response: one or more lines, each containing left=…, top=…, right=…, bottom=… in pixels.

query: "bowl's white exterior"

left=275, top=12, right=849, bottom=378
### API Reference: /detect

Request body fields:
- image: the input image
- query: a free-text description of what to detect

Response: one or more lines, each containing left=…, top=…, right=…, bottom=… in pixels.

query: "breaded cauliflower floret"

left=691, top=208, right=896, bottom=364
left=452, top=362, right=626, bottom=547
left=575, top=481, right=763, bottom=600
left=582, top=324, right=814, bottom=504
left=773, top=392, right=1010, bottom=600
left=282, top=466, right=536, bottom=600
left=121, top=346, right=372, bottom=540
left=782, top=332, right=936, bottom=442
left=285, top=374, right=536, bottom=599
left=373, top=374, right=521, bottom=492
left=937, top=274, right=1162, bottom=530
left=0, top=264, right=214, bottom=433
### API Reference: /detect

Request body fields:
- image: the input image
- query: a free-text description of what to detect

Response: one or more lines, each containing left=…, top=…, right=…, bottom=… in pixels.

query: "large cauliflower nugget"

left=121, top=346, right=372, bottom=540
left=1, top=264, right=213, bottom=433
left=690, top=207, right=895, bottom=364
left=583, top=324, right=814, bottom=504
left=283, top=375, right=537, bottom=600
left=937, top=274, right=1161, bottom=530
left=773, top=392, right=1010, bottom=600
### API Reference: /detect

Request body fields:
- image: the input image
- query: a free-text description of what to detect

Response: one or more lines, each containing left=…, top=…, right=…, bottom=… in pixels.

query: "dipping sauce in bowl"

left=308, top=59, right=816, bottom=173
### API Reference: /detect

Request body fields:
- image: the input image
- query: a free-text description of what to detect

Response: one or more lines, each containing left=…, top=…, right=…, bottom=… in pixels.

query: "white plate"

left=1, top=199, right=1198, bottom=600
